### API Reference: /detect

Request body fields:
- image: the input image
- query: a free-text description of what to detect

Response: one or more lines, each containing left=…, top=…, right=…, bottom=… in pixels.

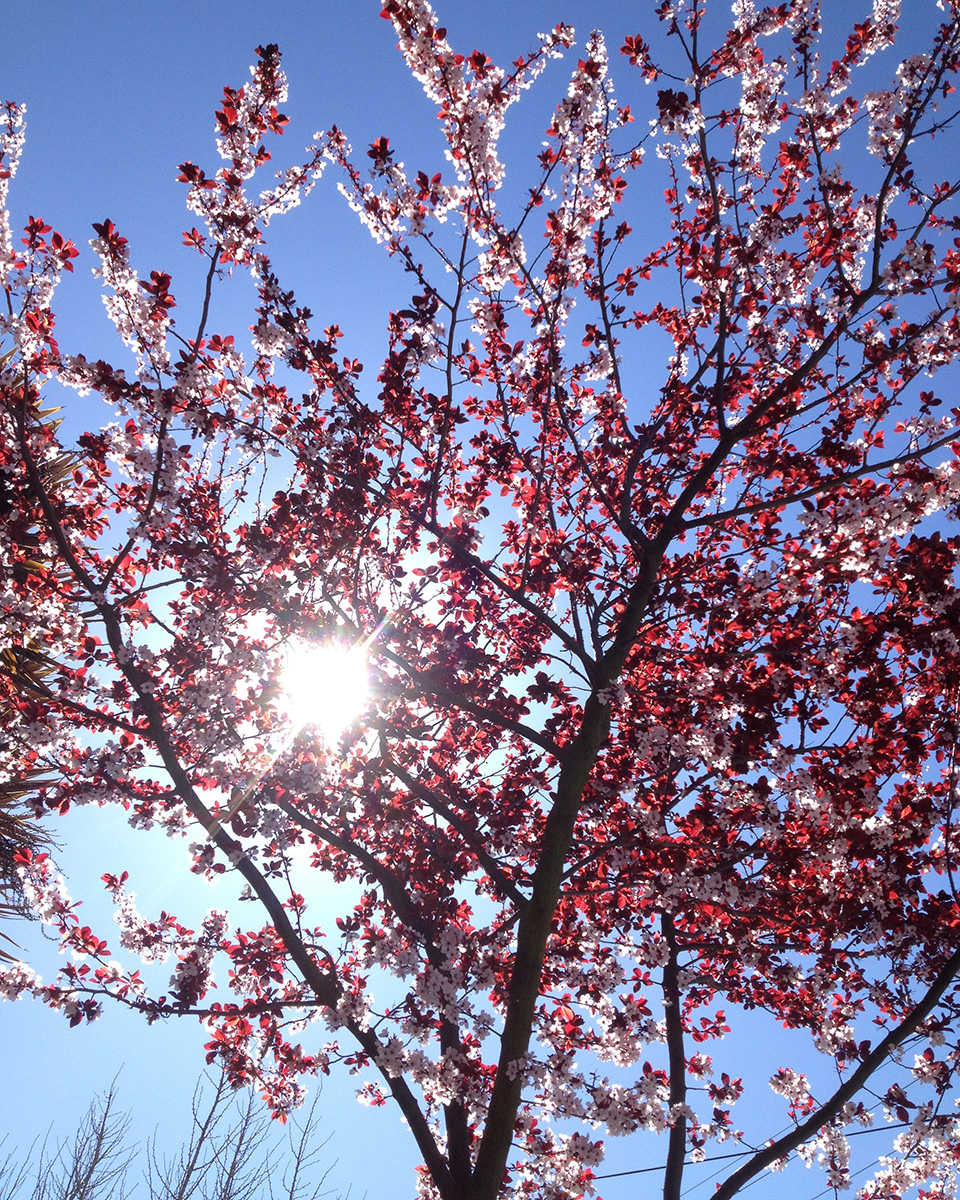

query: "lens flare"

left=279, top=641, right=368, bottom=743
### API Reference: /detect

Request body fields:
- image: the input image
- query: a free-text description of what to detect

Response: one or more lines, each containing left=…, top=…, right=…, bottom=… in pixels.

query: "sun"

left=279, top=641, right=369, bottom=743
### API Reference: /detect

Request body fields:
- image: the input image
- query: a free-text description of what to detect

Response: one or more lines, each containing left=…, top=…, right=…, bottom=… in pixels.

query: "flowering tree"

left=4, top=1, right=960, bottom=1197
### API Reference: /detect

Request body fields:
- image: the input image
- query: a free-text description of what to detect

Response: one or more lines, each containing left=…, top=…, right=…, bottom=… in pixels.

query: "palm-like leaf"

left=0, top=355, right=67, bottom=961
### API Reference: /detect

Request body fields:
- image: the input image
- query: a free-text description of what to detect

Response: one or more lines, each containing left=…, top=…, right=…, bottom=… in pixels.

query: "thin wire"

left=592, top=1122, right=909, bottom=1182
left=799, top=1141, right=899, bottom=1200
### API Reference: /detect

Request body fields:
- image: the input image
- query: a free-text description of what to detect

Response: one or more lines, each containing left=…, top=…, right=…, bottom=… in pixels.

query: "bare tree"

left=0, top=1078, right=341, bottom=1200
left=17, top=1086, right=133, bottom=1200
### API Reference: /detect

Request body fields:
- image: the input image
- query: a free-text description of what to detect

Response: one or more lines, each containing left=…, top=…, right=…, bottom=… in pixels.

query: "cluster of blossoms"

left=538, top=32, right=628, bottom=290
left=179, top=44, right=327, bottom=268
left=103, top=873, right=175, bottom=963
left=383, top=0, right=572, bottom=195
left=17, top=851, right=77, bottom=930
left=89, top=220, right=172, bottom=379
left=734, top=39, right=787, bottom=168
left=0, top=101, right=26, bottom=288
left=167, top=909, right=229, bottom=1008
left=0, top=107, right=78, bottom=371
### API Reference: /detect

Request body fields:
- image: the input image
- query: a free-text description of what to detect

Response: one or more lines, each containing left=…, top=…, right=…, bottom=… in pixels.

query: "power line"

left=593, top=1122, right=909, bottom=1182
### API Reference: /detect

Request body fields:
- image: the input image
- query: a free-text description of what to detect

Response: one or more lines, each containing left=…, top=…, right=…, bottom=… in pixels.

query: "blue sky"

left=0, top=2, right=952, bottom=1198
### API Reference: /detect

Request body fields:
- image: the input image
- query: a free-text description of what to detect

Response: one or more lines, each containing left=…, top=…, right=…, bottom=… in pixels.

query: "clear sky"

left=0, top=3, right=948, bottom=1198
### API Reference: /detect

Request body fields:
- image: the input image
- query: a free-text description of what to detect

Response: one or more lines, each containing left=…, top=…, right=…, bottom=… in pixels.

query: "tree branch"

left=712, top=943, right=960, bottom=1200
left=662, top=912, right=687, bottom=1200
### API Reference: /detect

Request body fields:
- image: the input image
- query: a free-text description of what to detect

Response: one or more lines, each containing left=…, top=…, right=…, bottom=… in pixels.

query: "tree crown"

left=3, top=3, right=960, bottom=1198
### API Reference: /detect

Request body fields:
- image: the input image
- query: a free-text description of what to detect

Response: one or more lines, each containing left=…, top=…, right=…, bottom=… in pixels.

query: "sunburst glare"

left=279, top=641, right=369, bottom=744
